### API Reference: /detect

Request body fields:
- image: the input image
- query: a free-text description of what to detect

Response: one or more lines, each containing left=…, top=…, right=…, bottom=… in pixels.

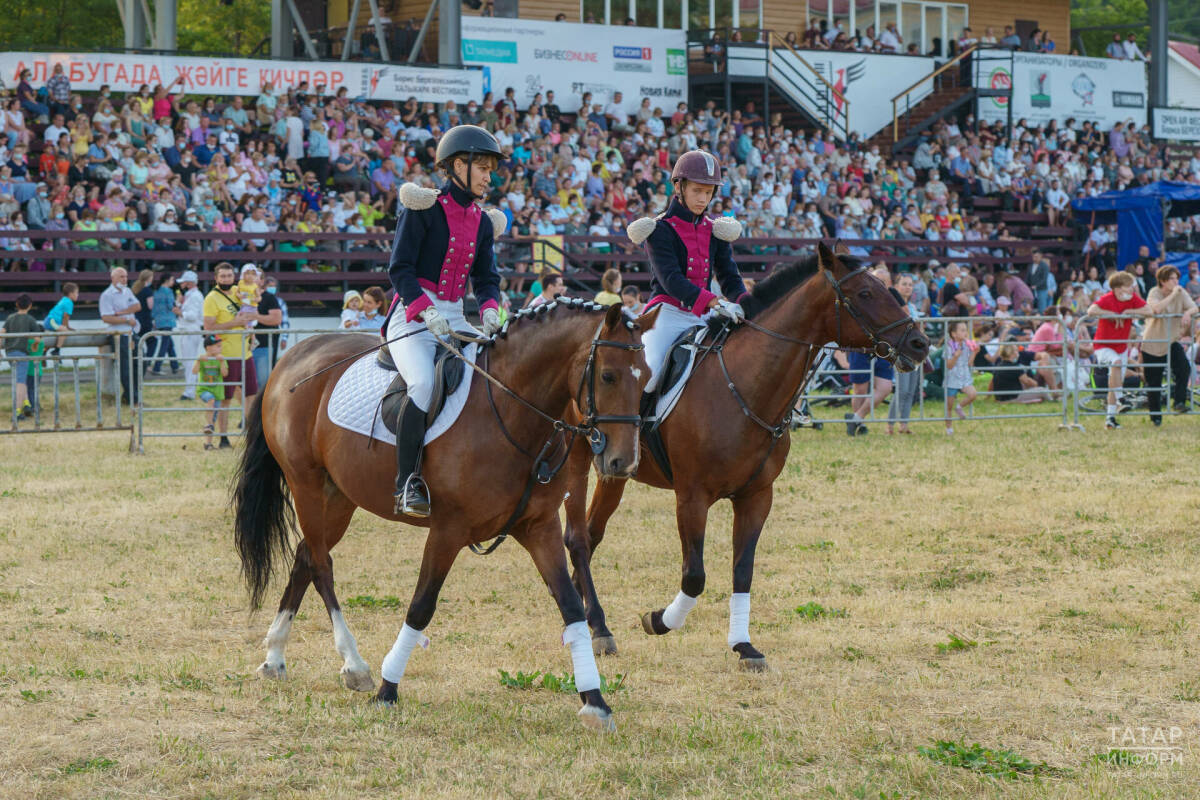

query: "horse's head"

left=817, top=242, right=929, bottom=372
left=574, top=303, right=657, bottom=479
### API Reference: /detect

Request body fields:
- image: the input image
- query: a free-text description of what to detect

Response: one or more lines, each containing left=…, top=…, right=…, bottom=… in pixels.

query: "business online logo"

left=462, top=39, right=517, bottom=63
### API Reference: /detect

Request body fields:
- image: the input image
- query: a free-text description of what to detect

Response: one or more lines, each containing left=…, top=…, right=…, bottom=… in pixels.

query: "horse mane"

left=492, top=297, right=631, bottom=346
left=746, top=252, right=861, bottom=319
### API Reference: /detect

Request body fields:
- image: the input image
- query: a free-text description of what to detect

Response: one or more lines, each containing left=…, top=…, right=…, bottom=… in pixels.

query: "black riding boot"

left=393, top=399, right=431, bottom=517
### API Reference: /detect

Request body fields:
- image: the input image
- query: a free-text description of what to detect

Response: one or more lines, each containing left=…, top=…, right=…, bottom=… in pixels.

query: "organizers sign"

left=0, top=51, right=481, bottom=103
left=461, top=17, right=686, bottom=117
left=975, top=52, right=1147, bottom=128
left=1153, top=108, right=1200, bottom=142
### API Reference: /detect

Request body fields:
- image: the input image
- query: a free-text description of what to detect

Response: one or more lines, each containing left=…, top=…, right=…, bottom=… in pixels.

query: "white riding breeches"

left=642, top=303, right=707, bottom=393
left=386, top=291, right=478, bottom=412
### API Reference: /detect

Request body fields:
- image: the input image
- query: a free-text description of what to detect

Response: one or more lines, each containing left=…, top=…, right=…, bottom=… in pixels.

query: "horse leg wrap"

left=662, top=591, right=698, bottom=630
left=727, top=593, right=751, bottom=648
left=380, top=624, right=429, bottom=683
left=563, top=621, right=601, bottom=693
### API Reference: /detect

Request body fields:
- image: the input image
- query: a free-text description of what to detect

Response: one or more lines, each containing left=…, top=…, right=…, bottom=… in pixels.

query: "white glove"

left=420, top=308, right=451, bottom=338
left=481, top=307, right=502, bottom=336
left=713, top=298, right=746, bottom=323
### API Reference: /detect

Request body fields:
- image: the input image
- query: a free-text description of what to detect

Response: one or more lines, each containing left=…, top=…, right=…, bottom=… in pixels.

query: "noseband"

left=822, top=266, right=918, bottom=361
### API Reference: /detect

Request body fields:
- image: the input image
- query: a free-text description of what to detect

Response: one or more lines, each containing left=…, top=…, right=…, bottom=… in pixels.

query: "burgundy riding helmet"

left=671, top=150, right=723, bottom=186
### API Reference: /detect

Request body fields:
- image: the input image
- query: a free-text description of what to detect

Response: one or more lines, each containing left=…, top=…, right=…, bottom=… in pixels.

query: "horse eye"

left=601, top=370, right=618, bottom=385
left=858, top=289, right=872, bottom=300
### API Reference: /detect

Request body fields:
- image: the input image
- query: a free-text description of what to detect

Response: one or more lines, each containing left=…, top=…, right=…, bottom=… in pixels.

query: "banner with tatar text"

left=975, top=52, right=1147, bottom=129
left=0, top=52, right=482, bottom=104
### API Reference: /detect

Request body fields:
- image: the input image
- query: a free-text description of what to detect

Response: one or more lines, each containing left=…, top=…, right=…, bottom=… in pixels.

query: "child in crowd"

left=193, top=334, right=227, bottom=450
left=341, top=290, right=362, bottom=329
left=43, top=282, right=79, bottom=356
left=358, top=286, right=386, bottom=332
left=3, top=294, right=40, bottom=419
left=942, top=320, right=978, bottom=434
left=237, top=264, right=261, bottom=327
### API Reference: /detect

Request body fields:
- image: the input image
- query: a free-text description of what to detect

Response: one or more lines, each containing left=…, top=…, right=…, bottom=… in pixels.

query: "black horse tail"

left=232, top=391, right=295, bottom=610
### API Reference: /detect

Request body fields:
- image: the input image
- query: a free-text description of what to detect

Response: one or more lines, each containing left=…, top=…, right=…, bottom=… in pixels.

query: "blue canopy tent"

left=1071, top=181, right=1200, bottom=271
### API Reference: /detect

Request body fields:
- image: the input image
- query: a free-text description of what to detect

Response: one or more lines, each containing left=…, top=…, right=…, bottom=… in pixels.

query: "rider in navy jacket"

left=643, top=195, right=749, bottom=316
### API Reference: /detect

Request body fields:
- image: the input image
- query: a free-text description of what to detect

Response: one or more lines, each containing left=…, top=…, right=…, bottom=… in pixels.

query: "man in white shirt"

left=879, top=23, right=902, bottom=52
left=1044, top=178, right=1070, bottom=226
left=176, top=269, right=205, bottom=400
left=1122, top=33, right=1146, bottom=61
left=241, top=205, right=273, bottom=251
left=218, top=123, right=240, bottom=155
left=824, top=21, right=844, bottom=44
left=604, top=91, right=629, bottom=133
left=283, top=107, right=305, bottom=161
left=98, top=266, right=141, bottom=404
left=44, top=114, right=70, bottom=144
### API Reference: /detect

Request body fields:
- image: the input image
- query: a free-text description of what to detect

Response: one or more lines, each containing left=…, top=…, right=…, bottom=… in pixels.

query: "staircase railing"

left=767, top=32, right=849, bottom=140
left=891, top=45, right=976, bottom=142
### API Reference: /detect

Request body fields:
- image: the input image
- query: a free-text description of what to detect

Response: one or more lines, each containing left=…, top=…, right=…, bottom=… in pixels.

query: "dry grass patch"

left=2, top=406, right=1199, bottom=798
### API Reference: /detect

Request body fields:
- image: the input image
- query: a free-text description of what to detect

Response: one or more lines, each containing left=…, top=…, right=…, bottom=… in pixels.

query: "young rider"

left=384, top=125, right=507, bottom=516
left=627, top=149, right=749, bottom=395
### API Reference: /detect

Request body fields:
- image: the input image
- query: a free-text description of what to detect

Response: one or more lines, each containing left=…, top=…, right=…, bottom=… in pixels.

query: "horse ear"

left=602, top=301, right=624, bottom=332
left=833, top=240, right=851, bottom=257
left=817, top=241, right=837, bottom=271
left=635, top=304, right=662, bottom=332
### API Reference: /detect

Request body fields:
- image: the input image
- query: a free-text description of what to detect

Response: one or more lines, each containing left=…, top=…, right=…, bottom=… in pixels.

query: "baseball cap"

left=179, top=269, right=198, bottom=283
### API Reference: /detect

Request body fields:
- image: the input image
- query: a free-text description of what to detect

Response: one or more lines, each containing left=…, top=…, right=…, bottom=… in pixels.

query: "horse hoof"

left=578, top=704, right=616, bottom=733
left=592, top=635, right=619, bottom=656
left=738, top=657, right=769, bottom=673
left=640, top=610, right=670, bottom=636
left=372, top=680, right=399, bottom=706
left=256, top=661, right=286, bottom=681
left=341, top=665, right=375, bottom=692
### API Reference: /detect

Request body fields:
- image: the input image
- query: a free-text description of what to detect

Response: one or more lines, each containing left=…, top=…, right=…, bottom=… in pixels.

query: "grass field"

left=2, top=385, right=1199, bottom=799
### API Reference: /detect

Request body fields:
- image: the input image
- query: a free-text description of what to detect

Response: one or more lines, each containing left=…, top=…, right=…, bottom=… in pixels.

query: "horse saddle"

left=638, top=326, right=708, bottom=484
left=377, top=341, right=466, bottom=434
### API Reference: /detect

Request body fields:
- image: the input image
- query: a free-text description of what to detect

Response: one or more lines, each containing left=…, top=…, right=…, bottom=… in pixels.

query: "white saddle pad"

left=653, top=328, right=708, bottom=425
left=327, top=344, right=477, bottom=445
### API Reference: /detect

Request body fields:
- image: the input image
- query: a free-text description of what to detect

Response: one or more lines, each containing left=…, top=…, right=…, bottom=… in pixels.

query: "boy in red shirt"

left=1086, top=271, right=1163, bottom=428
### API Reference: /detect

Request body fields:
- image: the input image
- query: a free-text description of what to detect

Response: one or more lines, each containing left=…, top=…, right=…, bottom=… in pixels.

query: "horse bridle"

left=575, top=322, right=645, bottom=456
left=821, top=266, right=919, bottom=361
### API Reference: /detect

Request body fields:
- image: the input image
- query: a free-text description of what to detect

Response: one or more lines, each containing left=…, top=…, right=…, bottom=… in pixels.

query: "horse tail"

left=232, top=390, right=295, bottom=610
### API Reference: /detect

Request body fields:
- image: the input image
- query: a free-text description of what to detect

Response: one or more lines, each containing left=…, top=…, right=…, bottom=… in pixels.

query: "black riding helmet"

left=435, top=125, right=502, bottom=200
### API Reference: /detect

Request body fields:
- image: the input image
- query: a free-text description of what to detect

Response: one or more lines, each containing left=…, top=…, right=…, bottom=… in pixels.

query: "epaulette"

left=398, top=182, right=439, bottom=210
left=711, top=217, right=743, bottom=242
left=627, top=217, right=656, bottom=245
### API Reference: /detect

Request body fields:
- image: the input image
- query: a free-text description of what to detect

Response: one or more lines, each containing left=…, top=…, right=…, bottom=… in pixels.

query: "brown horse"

left=232, top=300, right=654, bottom=731
left=563, top=243, right=929, bottom=669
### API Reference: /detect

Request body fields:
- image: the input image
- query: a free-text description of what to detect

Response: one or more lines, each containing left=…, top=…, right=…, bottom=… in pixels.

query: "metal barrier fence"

left=133, top=327, right=352, bottom=454
left=792, top=313, right=1197, bottom=432
left=2, top=329, right=135, bottom=438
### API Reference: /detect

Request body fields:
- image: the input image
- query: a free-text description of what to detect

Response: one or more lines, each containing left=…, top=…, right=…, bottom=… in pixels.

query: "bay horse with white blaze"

left=233, top=300, right=653, bottom=731
left=563, top=243, right=930, bottom=669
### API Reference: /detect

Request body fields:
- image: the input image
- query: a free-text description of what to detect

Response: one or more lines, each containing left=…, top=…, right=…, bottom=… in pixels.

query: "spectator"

left=595, top=268, right=622, bottom=305
left=942, top=320, right=977, bottom=433
left=1123, top=33, right=1146, bottom=62
left=98, top=266, right=141, bottom=405
left=1106, top=33, right=1126, bottom=59
left=149, top=272, right=181, bottom=375
left=42, top=282, right=79, bottom=355
left=193, top=334, right=227, bottom=450
left=1140, top=265, right=1197, bottom=425
left=999, top=26, right=1021, bottom=49
left=248, top=267, right=283, bottom=394
left=202, top=262, right=258, bottom=448
left=1086, top=271, right=1153, bottom=429
left=3, top=293, right=39, bottom=418
left=177, top=269, right=204, bottom=400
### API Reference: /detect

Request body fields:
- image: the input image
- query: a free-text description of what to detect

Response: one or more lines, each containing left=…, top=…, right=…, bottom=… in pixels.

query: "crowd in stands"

left=4, top=47, right=1200, bottom=373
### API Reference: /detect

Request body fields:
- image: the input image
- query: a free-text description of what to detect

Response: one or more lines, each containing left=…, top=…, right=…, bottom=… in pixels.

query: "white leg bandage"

left=380, top=624, right=429, bottom=683
left=263, top=610, right=294, bottom=665
left=728, top=593, right=751, bottom=647
left=662, top=591, right=698, bottom=630
left=563, top=621, right=601, bottom=693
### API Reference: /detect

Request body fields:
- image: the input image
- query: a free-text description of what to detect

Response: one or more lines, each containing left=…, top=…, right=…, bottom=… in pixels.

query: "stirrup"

left=394, top=473, right=431, bottom=518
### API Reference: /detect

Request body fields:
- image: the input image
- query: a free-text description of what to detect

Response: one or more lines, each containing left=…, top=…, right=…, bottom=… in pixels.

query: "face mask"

left=265, top=285, right=277, bottom=294
left=217, top=279, right=235, bottom=290
left=225, top=124, right=234, bottom=131
left=55, top=212, right=64, bottom=219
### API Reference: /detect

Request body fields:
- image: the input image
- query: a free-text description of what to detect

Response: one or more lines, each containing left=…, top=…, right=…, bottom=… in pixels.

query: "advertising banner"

left=1153, top=107, right=1200, bottom=142
left=461, top=17, right=687, bottom=117
left=975, top=52, right=1147, bottom=129
left=0, top=52, right=482, bottom=104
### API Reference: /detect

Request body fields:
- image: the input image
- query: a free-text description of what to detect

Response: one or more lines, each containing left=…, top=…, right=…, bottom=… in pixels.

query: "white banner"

left=1153, top=107, right=1200, bottom=142
left=975, top=52, right=1147, bottom=129
left=0, top=52, right=482, bottom=104
left=460, top=18, right=687, bottom=118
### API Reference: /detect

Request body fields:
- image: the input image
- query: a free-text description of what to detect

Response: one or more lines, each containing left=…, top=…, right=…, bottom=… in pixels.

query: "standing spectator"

left=1086, top=271, right=1153, bottom=429
left=999, top=26, right=1021, bottom=49
left=45, top=64, right=72, bottom=119
left=942, top=320, right=977, bottom=434
left=594, top=268, right=622, bottom=305
left=1122, top=33, right=1146, bottom=61
left=1106, top=33, right=1126, bottom=59
left=202, top=262, right=258, bottom=448
left=1140, top=266, right=1197, bottom=425
left=177, top=269, right=204, bottom=400
left=3, top=294, right=39, bottom=418
left=131, top=269, right=156, bottom=371
left=249, top=267, right=283, bottom=396
left=150, top=272, right=181, bottom=375
left=193, top=334, right=227, bottom=450
left=1027, top=249, right=1052, bottom=311
left=844, top=349, right=894, bottom=436
left=887, top=276, right=922, bottom=434
left=98, top=266, right=141, bottom=405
